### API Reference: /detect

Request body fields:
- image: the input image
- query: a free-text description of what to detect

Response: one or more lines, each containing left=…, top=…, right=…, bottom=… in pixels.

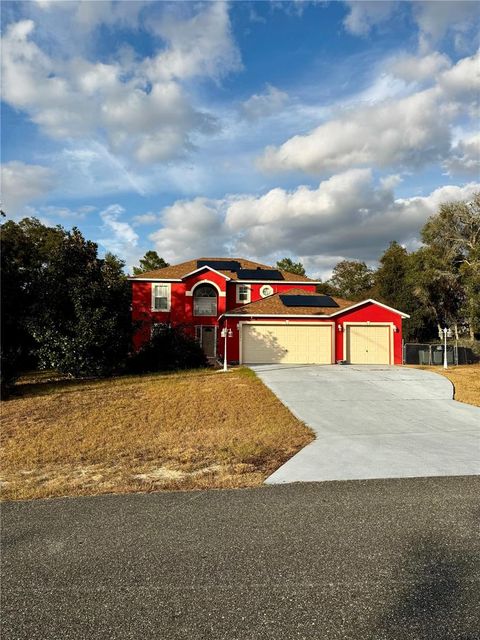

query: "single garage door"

left=242, top=323, right=333, bottom=364
left=346, top=324, right=391, bottom=364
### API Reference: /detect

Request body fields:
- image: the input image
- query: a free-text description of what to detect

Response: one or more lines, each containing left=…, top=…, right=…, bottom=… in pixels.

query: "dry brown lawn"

left=413, top=364, right=480, bottom=408
left=1, top=368, right=313, bottom=501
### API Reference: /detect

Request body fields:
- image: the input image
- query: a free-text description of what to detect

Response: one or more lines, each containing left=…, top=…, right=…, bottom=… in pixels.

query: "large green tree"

left=276, top=257, right=306, bottom=276
left=375, top=241, right=436, bottom=341
left=1, top=219, right=66, bottom=392
left=133, top=251, right=169, bottom=275
left=421, top=193, right=480, bottom=340
left=1, top=218, right=132, bottom=389
left=329, top=260, right=375, bottom=300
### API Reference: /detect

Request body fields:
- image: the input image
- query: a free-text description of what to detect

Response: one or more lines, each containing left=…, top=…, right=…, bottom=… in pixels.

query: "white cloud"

left=1, top=161, right=56, bottom=215
left=389, top=51, right=451, bottom=83
left=343, top=0, right=479, bottom=50
left=149, top=170, right=480, bottom=273
left=241, top=84, right=289, bottom=121
left=257, top=52, right=479, bottom=175
left=132, top=213, right=160, bottom=227
left=145, top=2, right=241, bottom=82
left=343, top=1, right=397, bottom=36
left=38, top=205, right=95, bottom=220
left=98, top=204, right=140, bottom=269
left=414, top=1, right=480, bottom=50
left=150, top=197, right=230, bottom=262
left=438, top=51, right=480, bottom=100
left=258, top=88, right=450, bottom=174
left=443, top=133, right=480, bottom=177
left=33, top=0, right=147, bottom=32
left=1, top=4, right=239, bottom=164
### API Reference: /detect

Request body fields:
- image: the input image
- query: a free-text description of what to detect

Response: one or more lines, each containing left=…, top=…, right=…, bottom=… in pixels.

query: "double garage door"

left=242, top=324, right=333, bottom=365
left=241, top=323, right=392, bottom=365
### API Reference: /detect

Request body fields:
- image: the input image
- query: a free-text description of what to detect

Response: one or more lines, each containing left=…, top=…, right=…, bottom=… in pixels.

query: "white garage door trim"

left=343, top=322, right=394, bottom=365
left=239, top=321, right=334, bottom=365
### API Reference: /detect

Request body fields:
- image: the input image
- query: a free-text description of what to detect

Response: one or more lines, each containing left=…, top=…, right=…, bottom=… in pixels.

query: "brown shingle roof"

left=225, top=288, right=355, bottom=316
left=130, top=257, right=315, bottom=282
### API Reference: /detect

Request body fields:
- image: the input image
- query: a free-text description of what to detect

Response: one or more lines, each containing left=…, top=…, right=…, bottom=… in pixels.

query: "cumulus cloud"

left=149, top=170, right=480, bottom=272
left=389, top=51, right=451, bottom=83
left=145, top=2, right=241, bottom=82
left=343, top=0, right=479, bottom=50
left=98, top=204, right=140, bottom=269
left=444, top=134, right=480, bottom=177
left=150, top=197, right=230, bottom=261
left=34, top=0, right=147, bottom=32
left=240, top=84, right=289, bottom=121
left=258, top=88, right=449, bottom=174
left=257, top=51, right=479, bottom=175
left=413, top=1, right=480, bottom=50
left=132, top=213, right=160, bottom=227
left=343, top=1, right=397, bottom=36
left=0, top=3, right=239, bottom=164
left=1, top=161, right=56, bottom=215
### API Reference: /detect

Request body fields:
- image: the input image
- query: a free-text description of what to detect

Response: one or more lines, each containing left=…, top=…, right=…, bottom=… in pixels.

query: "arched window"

left=193, top=284, right=217, bottom=316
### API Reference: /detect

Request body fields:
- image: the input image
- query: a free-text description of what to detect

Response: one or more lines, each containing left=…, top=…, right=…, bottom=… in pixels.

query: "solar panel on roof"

left=237, top=269, right=284, bottom=280
left=197, top=260, right=241, bottom=272
left=280, top=295, right=339, bottom=308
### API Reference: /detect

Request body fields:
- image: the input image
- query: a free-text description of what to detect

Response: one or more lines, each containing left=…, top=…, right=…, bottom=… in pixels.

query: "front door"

left=199, top=326, right=216, bottom=358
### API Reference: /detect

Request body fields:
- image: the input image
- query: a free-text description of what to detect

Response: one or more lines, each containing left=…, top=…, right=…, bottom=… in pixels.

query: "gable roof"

left=224, top=289, right=410, bottom=318
left=130, top=257, right=316, bottom=282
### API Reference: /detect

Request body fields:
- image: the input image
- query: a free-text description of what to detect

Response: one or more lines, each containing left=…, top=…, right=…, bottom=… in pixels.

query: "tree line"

left=1, top=194, right=478, bottom=392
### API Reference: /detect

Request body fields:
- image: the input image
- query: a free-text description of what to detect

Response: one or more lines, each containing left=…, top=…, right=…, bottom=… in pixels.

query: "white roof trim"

left=182, top=266, right=231, bottom=280
left=128, top=277, right=182, bottom=282
left=236, top=280, right=321, bottom=284
left=225, top=298, right=410, bottom=319
left=331, top=298, right=410, bottom=318
left=224, top=313, right=331, bottom=318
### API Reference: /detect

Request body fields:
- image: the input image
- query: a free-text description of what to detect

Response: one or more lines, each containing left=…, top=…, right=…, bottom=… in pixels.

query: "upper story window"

left=236, top=283, right=251, bottom=304
left=152, top=283, right=171, bottom=311
left=194, top=284, right=217, bottom=316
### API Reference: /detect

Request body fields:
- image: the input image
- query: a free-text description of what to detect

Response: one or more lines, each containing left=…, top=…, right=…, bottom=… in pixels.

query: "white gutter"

left=128, top=277, right=182, bottom=282
left=225, top=299, right=410, bottom=319
left=224, top=313, right=332, bottom=318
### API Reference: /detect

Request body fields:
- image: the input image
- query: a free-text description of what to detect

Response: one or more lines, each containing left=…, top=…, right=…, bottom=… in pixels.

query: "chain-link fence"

left=403, top=343, right=478, bottom=365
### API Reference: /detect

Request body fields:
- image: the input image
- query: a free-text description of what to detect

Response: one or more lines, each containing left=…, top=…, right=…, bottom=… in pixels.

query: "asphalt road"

left=2, top=477, right=480, bottom=640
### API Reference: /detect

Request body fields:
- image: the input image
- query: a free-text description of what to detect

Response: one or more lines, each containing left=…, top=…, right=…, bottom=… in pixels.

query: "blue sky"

left=1, top=0, right=479, bottom=277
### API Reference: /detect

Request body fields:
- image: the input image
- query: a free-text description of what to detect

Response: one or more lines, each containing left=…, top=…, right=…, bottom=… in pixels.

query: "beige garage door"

left=242, top=324, right=332, bottom=364
left=346, top=325, right=391, bottom=364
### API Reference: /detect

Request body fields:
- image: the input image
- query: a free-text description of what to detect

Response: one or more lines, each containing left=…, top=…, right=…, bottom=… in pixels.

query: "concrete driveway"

left=250, top=365, right=480, bottom=483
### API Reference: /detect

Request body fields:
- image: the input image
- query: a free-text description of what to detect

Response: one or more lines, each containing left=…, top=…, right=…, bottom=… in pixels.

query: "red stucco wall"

left=131, top=273, right=313, bottom=351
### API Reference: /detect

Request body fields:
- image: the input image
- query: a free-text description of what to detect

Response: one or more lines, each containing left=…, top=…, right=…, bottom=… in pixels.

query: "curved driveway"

left=250, top=365, right=480, bottom=483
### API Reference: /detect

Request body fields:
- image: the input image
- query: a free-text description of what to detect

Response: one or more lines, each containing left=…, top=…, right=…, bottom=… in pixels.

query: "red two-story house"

left=130, top=257, right=409, bottom=365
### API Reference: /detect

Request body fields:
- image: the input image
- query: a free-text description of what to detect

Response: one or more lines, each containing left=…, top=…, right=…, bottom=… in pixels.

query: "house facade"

left=130, top=257, right=409, bottom=365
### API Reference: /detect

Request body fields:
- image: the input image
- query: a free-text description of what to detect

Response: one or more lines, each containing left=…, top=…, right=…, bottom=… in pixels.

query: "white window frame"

left=236, top=283, right=251, bottom=304
left=193, top=285, right=218, bottom=316
left=151, top=283, right=171, bottom=312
